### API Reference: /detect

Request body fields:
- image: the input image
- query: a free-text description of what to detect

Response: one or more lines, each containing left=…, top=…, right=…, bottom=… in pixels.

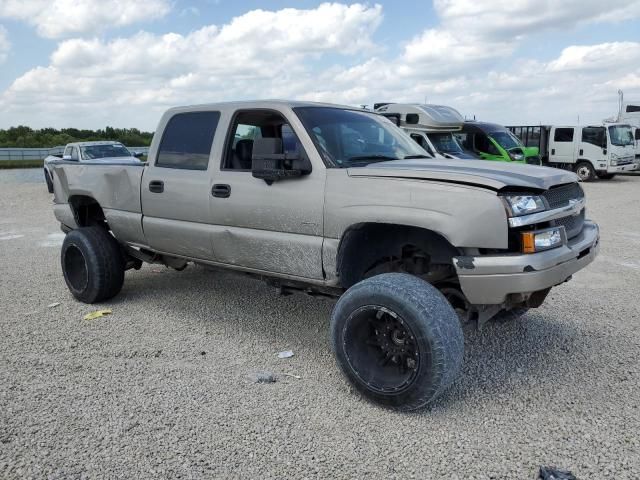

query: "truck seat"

left=233, top=139, right=253, bottom=169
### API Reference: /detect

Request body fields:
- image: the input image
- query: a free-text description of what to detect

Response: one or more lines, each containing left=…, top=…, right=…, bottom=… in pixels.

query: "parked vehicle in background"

left=374, top=103, right=476, bottom=159
left=507, top=124, right=637, bottom=181
left=48, top=100, right=599, bottom=411
left=618, top=100, right=640, bottom=161
left=456, top=121, right=542, bottom=165
left=43, top=141, right=144, bottom=193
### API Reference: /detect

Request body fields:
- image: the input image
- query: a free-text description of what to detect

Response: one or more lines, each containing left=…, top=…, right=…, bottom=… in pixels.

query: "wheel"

left=44, top=169, right=54, bottom=193
left=331, top=273, right=464, bottom=411
left=596, top=173, right=616, bottom=180
left=493, top=307, right=529, bottom=323
left=61, top=226, right=125, bottom=303
left=574, top=161, right=595, bottom=182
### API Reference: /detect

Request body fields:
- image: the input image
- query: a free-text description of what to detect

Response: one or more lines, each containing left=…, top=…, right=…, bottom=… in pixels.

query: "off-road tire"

left=44, top=169, right=54, bottom=193
left=61, top=226, right=125, bottom=303
left=596, top=173, right=616, bottom=180
left=574, top=161, right=596, bottom=182
left=331, top=273, right=464, bottom=411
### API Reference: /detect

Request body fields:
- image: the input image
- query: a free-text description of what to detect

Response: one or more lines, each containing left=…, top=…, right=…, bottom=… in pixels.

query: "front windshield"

left=428, top=132, right=464, bottom=154
left=294, top=107, right=430, bottom=167
left=608, top=125, right=634, bottom=146
left=80, top=143, right=132, bottom=159
left=489, top=130, right=523, bottom=150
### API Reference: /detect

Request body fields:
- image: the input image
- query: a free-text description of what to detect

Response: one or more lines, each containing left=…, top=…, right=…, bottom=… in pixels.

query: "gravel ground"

left=1, top=169, right=639, bottom=479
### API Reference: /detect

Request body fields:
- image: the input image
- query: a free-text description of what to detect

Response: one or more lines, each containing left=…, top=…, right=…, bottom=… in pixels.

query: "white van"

left=374, top=103, right=476, bottom=160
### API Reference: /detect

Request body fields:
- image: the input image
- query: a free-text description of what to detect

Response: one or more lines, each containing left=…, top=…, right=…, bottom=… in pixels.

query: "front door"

left=208, top=109, right=325, bottom=280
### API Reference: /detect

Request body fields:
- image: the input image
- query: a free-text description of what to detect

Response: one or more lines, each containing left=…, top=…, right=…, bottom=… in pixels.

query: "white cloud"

left=0, top=25, right=9, bottom=64
left=1, top=1, right=639, bottom=129
left=0, top=0, right=171, bottom=38
left=548, top=42, right=640, bottom=72
left=0, top=3, right=384, bottom=127
left=434, top=0, right=640, bottom=39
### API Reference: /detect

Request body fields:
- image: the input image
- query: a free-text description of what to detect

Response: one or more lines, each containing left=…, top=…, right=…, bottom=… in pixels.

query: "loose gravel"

left=1, top=169, right=639, bottom=479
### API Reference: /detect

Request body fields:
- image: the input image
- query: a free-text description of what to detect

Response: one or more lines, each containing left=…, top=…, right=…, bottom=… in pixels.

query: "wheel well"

left=336, top=223, right=460, bottom=288
left=68, top=195, right=106, bottom=227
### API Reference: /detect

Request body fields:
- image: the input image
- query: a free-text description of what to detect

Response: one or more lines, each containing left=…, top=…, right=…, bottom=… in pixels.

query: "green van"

left=455, top=121, right=541, bottom=165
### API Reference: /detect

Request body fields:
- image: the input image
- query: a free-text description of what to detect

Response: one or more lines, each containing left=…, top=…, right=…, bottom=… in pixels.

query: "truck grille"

left=543, top=183, right=584, bottom=209
left=552, top=208, right=585, bottom=239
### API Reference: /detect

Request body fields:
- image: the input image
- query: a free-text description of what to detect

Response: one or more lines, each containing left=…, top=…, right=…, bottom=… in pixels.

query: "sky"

left=0, top=0, right=639, bottom=130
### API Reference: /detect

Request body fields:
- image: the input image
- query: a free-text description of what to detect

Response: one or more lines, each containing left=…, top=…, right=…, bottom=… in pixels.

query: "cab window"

left=581, top=127, right=605, bottom=147
left=410, top=133, right=433, bottom=155
left=156, top=111, right=220, bottom=170
left=554, top=128, right=574, bottom=142
left=223, top=110, right=304, bottom=171
left=475, top=134, right=500, bottom=155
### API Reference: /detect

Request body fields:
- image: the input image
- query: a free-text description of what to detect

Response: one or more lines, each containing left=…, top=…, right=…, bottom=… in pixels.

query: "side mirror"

left=62, top=155, right=73, bottom=161
left=251, top=138, right=311, bottom=184
left=133, top=151, right=144, bottom=158
left=406, top=113, right=420, bottom=125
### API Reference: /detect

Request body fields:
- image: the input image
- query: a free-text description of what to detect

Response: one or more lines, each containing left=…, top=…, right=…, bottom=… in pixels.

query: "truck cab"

left=374, top=103, right=476, bottom=160
left=548, top=124, right=637, bottom=181
left=457, top=121, right=541, bottom=165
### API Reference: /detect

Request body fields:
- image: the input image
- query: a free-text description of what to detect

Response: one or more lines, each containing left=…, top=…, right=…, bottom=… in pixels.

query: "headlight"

left=611, top=153, right=620, bottom=160
left=610, top=160, right=618, bottom=166
left=502, top=195, right=546, bottom=216
left=521, top=227, right=565, bottom=253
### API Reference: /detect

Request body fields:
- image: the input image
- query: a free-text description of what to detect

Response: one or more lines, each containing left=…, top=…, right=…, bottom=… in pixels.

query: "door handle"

left=579, top=149, right=583, bottom=156
left=212, top=184, right=231, bottom=198
left=149, top=180, right=164, bottom=193
left=551, top=148, right=555, bottom=155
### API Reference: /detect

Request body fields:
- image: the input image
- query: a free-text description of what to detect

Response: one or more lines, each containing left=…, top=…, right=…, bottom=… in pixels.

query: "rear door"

left=549, top=127, right=576, bottom=164
left=141, top=111, right=221, bottom=260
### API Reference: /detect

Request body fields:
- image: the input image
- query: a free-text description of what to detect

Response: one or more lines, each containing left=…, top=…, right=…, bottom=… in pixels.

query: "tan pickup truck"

left=49, top=100, right=599, bottom=410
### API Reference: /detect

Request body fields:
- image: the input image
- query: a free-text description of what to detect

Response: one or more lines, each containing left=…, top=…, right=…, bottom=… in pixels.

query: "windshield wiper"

left=403, top=154, right=431, bottom=159
left=346, top=155, right=397, bottom=166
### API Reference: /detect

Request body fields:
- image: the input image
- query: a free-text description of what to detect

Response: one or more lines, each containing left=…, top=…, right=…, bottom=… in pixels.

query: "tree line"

left=0, top=126, right=154, bottom=148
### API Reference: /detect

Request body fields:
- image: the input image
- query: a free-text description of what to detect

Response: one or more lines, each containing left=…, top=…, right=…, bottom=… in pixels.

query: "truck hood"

left=347, top=159, right=578, bottom=191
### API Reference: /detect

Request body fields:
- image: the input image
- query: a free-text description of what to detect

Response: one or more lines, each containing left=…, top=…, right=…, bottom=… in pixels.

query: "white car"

left=44, top=141, right=143, bottom=193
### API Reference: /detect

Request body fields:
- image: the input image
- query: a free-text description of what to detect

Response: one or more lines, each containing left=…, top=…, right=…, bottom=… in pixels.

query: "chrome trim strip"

left=508, top=197, right=586, bottom=228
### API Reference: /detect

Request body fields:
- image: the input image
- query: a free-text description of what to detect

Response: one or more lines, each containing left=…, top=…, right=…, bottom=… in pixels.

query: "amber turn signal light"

left=521, top=232, right=536, bottom=254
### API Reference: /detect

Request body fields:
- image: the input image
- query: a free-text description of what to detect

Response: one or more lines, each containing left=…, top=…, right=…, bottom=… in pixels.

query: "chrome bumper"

left=454, top=221, right=599, bottom=305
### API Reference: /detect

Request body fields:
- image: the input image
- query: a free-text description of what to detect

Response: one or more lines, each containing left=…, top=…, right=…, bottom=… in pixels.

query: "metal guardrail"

left=0, top=146, right=150, bottom=161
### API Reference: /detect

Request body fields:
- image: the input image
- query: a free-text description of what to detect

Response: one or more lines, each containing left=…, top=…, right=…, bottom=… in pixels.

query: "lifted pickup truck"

left=49, top=101, right=599, bottom=410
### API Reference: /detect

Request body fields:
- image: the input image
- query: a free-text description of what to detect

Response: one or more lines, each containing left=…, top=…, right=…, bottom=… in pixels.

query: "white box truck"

left=508, top=124, right=637, bottom=181
left=374, top=103, right=477, bottom=160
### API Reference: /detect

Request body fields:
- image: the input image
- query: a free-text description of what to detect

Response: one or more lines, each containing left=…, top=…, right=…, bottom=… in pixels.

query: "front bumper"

left=602, top=163, right=636, bottom=174
left=454, top=221, right=599, bottom=304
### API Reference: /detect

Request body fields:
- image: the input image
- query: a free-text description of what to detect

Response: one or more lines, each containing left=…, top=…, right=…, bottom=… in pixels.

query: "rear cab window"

left=554, top=128, right=574, bottom=142
left=156, top=111, right=220, bottom=170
